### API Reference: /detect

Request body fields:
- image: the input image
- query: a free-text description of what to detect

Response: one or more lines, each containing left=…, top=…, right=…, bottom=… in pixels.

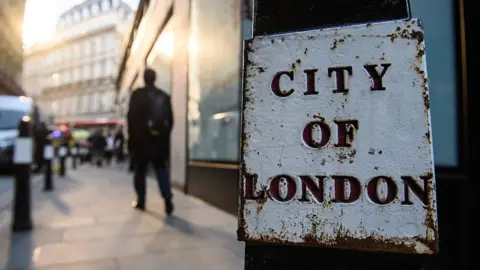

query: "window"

left=83, top=65, right=89, bottom=80
left=72, top=95, right=78, bottom=115
left=91, top=40, right=96, bottom=55
left=101, top=0, right=109, bottom=11
left=74, top=10, right=81, bottom=21
left=78, top=65, right=84, bottom=81
left=105, top=59, right=113, bottom=77
left=92, top=2, right=99, bottom=14
left=188, top=0, right=241, bottom=162
left=146, top=19, right=174, bottom=94
left=411, top=0, right=459, bottom=166
left=112, top=0, right=119, bottom=8
left=73, top=67, right=80, bottom=82
left=82, top=6, right=89, bottom=18
left=51, top=101, right=58, bottom=115
left=100, top=60, right=105, bottom=77
left=81, top=94, right=89, bottom=113
left=77, top=95, right=82, bottom=114
left=94, top=62, right=101, bottom=78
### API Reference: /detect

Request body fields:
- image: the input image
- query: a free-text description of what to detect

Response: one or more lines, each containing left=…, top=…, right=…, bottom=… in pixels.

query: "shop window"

left=411, top=0, right=459, bottom=166
left=187, top=0, right=242, bottom=162
left=145, top=18, right=174, bottom=95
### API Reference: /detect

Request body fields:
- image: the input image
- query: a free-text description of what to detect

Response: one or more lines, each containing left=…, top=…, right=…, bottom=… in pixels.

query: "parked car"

left=0, top=95, right=49, bottom=172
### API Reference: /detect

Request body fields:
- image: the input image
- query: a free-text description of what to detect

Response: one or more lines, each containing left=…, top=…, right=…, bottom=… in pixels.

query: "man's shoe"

left=165, top=200, right=174, bottom=216
left=132, top=200, right=145, bottom=211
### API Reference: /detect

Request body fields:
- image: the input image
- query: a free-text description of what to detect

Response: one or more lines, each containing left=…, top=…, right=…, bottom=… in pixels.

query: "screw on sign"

left=238, top=19, right=438, bottom=254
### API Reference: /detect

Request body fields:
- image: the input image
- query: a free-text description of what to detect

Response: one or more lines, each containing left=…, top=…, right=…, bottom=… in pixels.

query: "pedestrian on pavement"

left=127, top=68, right=174, bottom=214
left=32, top=122, right=49, bottom=173
left=89, top=128, right=107, bottom=167
left=104, top=131, right=115, bottom=165
left=114, top=126, right=125, bottom=163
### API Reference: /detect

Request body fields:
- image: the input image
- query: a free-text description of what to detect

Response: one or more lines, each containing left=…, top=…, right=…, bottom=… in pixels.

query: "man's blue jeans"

left=133, top=156, right=172, bottom=204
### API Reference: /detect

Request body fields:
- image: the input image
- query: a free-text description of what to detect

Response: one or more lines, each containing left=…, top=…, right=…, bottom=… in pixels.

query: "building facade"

left=23, top=0, right=133, bottom=124
left=0, top=0, right=26, bottom=96
left=116, top=0, right=472, bottom=269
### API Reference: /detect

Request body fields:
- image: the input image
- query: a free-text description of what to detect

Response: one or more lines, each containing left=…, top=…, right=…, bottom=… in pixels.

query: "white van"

left=0, top=95, right=48, bottom=171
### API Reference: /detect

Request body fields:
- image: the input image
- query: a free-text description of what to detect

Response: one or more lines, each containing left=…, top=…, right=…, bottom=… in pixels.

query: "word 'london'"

left=242, top=62, right=433, bottom=207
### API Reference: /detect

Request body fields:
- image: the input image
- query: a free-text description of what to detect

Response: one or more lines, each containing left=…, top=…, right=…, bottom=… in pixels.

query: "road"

left=0, top=175, right=13, bottom=198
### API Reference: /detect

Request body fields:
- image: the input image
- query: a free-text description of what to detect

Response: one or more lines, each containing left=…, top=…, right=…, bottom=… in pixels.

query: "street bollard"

left=43, top=135, right=54, bottom=191
left=239, top=0, right=438, bottom=269
left=58, top=143, right=67, bottom=177
left=12, top=117, right=33, bottom=232
left=71, top=144, right=78, bottom=170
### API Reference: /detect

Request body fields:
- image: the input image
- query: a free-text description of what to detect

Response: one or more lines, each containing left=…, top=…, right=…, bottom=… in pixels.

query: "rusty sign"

left=238, top=19, right=438, bottom=254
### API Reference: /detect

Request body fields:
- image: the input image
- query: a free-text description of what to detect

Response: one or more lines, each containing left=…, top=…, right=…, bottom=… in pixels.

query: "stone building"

left=0, top=0, right=26, bottom=96
left=23, top=0, right=133, bottom=124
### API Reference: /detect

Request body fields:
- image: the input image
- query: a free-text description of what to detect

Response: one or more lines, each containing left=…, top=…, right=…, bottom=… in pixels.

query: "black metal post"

left=43, top=136, right=53, bottom=191
left=71, top=144, right=77, bottom=170
left=243, top=0, right=430, bottom=269
left=58, top=143, right=67, bottom=177
left=12, top=117, right=33, bottom=232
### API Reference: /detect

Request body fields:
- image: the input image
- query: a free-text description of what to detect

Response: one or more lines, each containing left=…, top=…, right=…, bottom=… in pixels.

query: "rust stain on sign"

left=238, top=19, right=438, bottom=254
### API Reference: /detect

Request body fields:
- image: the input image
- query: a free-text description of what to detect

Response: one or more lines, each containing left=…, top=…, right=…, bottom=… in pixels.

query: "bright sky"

left=23, top=0, right=139, bottom=46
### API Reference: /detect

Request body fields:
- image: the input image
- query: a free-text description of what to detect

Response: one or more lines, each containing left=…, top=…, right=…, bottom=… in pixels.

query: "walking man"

left=114, top=126, right=125, bottom=163
left=127, top=68, right=174, bottom=215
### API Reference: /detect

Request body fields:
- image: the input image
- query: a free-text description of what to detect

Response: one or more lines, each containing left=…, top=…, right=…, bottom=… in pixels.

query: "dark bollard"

left=43, top=136, right=53, bottom=191
left=58, top=143, right=67, bottom=177
left=71, top=144, right=77, bottom=170
left=12, top=117, right=33, bottom=232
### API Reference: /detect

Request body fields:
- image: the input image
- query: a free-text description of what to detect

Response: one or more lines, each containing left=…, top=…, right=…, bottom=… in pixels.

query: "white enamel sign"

left=14, top=138, right=33, bottom=164
left=43, top=145, right=54, bottom=160
left=238, top=19, right=438, bottom=254
left=58, top=147, right=67, bottom=157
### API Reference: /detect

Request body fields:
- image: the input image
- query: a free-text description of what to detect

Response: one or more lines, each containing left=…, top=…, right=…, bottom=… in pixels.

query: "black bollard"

left=58, top=143, right=67, bottom=177
left=12, top=117, right=33, bottom=232
left=43, top=135, right=53, bottom=191
left=71, top=144, right=77, bottom=170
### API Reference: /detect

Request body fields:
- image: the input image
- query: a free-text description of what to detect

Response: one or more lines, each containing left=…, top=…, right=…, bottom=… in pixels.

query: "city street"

left=0, top=163, right=244, bottom=270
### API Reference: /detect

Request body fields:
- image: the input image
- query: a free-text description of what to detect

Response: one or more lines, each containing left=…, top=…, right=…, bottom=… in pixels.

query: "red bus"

left=56, top=120, right=124, bottom=133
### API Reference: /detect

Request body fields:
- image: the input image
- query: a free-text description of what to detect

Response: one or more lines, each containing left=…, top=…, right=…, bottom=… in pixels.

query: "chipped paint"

left=239, top=19, right=438, bottom=254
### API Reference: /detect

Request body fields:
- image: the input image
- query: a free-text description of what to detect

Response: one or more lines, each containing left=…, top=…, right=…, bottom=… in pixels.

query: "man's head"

left=143, top=68, right=156, bottom=86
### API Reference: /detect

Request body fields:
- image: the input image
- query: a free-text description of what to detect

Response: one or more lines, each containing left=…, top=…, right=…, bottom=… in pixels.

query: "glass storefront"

left=146, top=18, right=175, bottom=95
left=187, top=0, right=245, bottom=163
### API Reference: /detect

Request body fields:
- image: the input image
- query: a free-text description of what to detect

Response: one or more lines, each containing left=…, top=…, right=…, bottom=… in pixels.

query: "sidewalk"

left=0, top=163, right=244, bottom=270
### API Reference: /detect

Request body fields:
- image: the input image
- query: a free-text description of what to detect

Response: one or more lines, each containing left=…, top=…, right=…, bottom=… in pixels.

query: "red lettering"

left=334, top=120, right=359, bottom=147
left=332, top=176, right=361, bottom=203
left=367, top=176, right=397, bottom=205
left=401, top=175, right=430, bottom=206
left=271, top=71, right=294, bottom=97
left=269, top=175, right=297, bottom=202
left=328, top=66, right=352, bottom=93
left=303, top=69, right=319, bottom=95
left=363, top=64, right=391, bottom=91
left=243, top=173, right=265, bottom=200
left=299, top=176, right=325, bottom=203
left=302, top=121, right=331, bottom=148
